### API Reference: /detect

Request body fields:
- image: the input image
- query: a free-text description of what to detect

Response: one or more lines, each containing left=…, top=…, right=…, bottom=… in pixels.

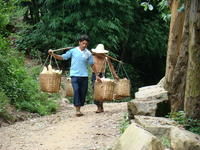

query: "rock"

left=133, top=116, right=200, bottom=150
left=135, top=85, right=168, bottom=100
left=134, top=116, right=178, bottom=138
left=157, top=77, right=165, bottom=88
left=127, top=99, right=170, bottom=119
left=170, top=127, right=200, bottom=150
left=128, top=84, right=170, bottom=119
left=112, top=123, right=164, bottom=150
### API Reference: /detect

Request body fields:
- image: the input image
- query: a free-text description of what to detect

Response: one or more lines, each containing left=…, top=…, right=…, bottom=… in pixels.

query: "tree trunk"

left=164, top=0, right=185, bottom=90
left=32, top=0, right=40, bottom=24
left=184, top=0, right=200, bottom=119
left=169, top=0, right=189, bottom=112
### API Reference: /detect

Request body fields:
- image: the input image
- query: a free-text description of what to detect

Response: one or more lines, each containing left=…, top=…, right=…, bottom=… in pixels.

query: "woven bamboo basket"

left=113, top=78, right=131, bottom=100
left=94, top=79, right=115, bottom=101
left=39, top=73, right=61, bottom=93
left=66, top=78, right=74, bottom=97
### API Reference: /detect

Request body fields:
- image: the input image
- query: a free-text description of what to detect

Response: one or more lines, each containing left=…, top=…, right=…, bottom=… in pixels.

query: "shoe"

left=76, top=112, right=84, bottom=117
left=95, top=109, right=104, bottom=113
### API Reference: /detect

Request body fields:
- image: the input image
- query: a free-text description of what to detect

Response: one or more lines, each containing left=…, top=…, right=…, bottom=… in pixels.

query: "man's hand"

left=96, top=75, right=102, bottom=83
left=115, top=76, right=120, bottom=80
left=48, top=49, right=54, bottom=55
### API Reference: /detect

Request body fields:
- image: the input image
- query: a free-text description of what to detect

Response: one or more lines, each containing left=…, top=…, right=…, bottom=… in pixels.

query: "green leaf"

left=148, top=4, right=153, bottom=11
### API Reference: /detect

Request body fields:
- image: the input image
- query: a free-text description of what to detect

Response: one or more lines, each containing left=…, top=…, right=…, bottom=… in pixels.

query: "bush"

left=0, top=88, right=9, bottom=114
left=0, top=0, right=59, bottom=118
left=0, top=36, right=58, bottom=116
left=0, top=88, right=13, bottom=121
left=119, top=113, right=130, bottom=134
left=16, top=98, right=58, bottom=116
left=11, top=64, right=59, bottom=115
left=167, top=111, right=200, bottom=135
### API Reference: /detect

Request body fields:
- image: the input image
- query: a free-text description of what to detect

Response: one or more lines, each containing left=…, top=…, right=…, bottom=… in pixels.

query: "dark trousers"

left=71, top=76, right=88, bottom=106
left=92, top=73, right=104, bottom=107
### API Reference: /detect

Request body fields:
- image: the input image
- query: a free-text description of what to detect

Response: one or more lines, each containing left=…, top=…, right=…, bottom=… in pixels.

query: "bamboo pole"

left=51, top=47, right=123, bottom=63
left=52, top=47, right=73, bottom=52
left=105, top=54, right=123, bottom=63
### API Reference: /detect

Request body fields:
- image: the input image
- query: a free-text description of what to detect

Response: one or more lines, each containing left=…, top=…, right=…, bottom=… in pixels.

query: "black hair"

left=78, top=34, right=90, bottom=42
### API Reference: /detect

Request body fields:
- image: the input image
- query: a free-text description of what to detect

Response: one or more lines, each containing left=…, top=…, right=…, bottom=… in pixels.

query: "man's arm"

left=48, top=49, right=63, bottom=60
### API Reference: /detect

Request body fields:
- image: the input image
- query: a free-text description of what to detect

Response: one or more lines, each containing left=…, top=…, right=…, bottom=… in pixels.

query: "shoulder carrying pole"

left=105, top=55, right=123, bottom=64
left=52, top=47, right=73, bottom=52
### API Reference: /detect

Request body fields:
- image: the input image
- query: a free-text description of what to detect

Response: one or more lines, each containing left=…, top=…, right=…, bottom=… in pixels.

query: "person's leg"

left=92, top=72, right=104, bottom=113
left=79, top=77, right=88, bottom=106
left=94, top=101, right=104, bottom=113
left=71, top=77, right=83, bottom=116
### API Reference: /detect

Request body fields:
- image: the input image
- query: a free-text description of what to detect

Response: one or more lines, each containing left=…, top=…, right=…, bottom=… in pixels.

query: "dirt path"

left=0, top=102, right=127, bottom=150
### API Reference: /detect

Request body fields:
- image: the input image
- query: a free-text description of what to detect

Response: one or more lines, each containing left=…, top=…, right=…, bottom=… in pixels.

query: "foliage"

left=15, top=95, right=58, bottom=116
left=0, top=38, right=58, bottom=115
left=140, top=1, right=154, bottom=11
left=0, top=88, right=10, bottom=114
left=17, top=0, right=134, bottom=55
left=124, top=3, right=168, bottom=85
left=161, top=136, right=171, bottom=148
left=0, top=0, right=15, bottom=32
left=26, top=65, right=42, bottom=80
left=157, top=0, right=171, bottom=21
left=128, top=10, right=168, bottom=57
left=119, top=113, right=130, bottom=134
left=137, top=0, right=171, bottom=22
left=0, top=0, right=59, bottom=117
left=167, top=111, right=200, bottom=135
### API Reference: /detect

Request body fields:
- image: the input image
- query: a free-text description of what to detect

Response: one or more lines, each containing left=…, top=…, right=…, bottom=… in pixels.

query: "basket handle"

left=117, top=62, right=130, bottom=80
left=42, top=54, right=61, bottom=70
left=42, top=55, right=50, bottom=67
left=51, top=55, right=60, bottom=70
left=106, top=57, right=120, bottom=80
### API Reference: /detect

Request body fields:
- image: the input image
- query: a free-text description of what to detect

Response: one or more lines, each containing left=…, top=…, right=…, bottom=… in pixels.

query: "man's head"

left=91, top=44, right=108, bottom=54
left=78, top=35, right=90, bottom=50
left=78, top=34, right=90, bottom=42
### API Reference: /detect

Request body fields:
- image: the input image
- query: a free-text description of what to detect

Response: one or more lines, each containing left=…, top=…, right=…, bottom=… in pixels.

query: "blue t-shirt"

left=61, top=47, right=94, bottom=77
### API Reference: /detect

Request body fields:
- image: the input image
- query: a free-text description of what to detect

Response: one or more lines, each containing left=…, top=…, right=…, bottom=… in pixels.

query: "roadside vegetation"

left=167, top=111, right=200, bottom=135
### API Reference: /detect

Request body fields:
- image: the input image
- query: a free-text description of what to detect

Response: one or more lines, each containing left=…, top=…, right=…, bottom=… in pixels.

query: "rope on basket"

left=42, top=54, right=50, bottom=67
left=52, top=55, right=61, bottom=71
left=41, top=54, right=61, bottom=71
left=117, top=62, right=130, bottom=80
left=39, top=55, right=50, bottom=73
left=105, top=57, right=114, bottom=79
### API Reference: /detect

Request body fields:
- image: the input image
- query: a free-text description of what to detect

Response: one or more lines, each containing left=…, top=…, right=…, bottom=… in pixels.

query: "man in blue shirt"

left=48, top=35, right=100, bottom=117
